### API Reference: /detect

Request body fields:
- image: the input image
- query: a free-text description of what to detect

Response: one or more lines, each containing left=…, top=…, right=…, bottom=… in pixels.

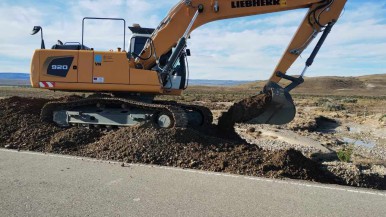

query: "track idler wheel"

left=156, top=112, right=174, bottom=128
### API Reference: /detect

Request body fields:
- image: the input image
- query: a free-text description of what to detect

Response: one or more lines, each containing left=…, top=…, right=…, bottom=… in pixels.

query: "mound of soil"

left=48, top=128, right=102, bottom=153
left=218, top=93, right=271, bottom=131
left=0, top=96, right=384, bottom=189
left=71, top=127, right=335, bottom=183
left=0, top=97, right=58, bottom=150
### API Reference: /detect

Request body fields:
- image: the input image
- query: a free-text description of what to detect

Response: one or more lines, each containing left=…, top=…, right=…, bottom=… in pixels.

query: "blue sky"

left=0, top=0, right=385, bottom=80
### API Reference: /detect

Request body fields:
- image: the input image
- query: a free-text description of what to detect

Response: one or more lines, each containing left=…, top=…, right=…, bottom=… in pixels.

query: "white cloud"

left=187, top=2, right=386, bottom=80
left=0, top=0, right=174, bottom=62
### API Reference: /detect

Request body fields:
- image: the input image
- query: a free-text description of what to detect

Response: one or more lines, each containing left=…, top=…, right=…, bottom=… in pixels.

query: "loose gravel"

left=0, top=96, right=385, bottom=189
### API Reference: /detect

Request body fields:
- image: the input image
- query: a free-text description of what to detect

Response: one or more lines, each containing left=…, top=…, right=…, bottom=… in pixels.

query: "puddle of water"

left=343, top=137, right=376, bottom=149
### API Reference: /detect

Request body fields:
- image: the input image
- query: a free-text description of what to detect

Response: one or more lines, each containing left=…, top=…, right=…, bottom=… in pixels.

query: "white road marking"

left=1, top=148, right=385, bottom=197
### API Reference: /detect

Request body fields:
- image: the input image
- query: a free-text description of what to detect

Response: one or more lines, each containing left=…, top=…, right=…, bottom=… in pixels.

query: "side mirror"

left=186, top=49, right=191, bottom=56
left=31, top=26, right=41, bottom=35
left=31, top=26, right=45, bottom=49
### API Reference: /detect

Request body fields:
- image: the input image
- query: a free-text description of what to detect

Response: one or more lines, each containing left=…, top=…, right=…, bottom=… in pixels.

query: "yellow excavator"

left=30, top=0, right=347, bottom=129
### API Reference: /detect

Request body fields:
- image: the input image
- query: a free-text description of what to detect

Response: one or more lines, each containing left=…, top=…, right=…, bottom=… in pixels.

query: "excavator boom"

left=134, top=0, right=346, bottom=128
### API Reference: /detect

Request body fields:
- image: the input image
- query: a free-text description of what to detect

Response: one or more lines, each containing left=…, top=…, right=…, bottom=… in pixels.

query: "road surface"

left=0, top=149, right=385, bottom=217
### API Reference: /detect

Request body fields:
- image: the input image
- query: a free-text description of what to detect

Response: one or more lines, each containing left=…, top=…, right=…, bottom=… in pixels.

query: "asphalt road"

left=1, top=149, right=385, bottom=217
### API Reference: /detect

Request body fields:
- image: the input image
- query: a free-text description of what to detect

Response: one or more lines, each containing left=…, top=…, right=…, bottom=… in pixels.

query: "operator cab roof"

left=129, top=26, right=155, bottom=35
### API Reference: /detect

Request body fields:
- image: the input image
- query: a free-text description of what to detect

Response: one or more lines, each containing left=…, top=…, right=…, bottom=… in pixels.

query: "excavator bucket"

left=249, top=82, right=296, bottom=125
left=218, top=82, right=296, bottom=130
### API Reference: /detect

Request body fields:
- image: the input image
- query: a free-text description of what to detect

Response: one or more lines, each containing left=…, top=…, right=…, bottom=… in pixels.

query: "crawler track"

left=155, top=100, right=213, bottom=126
left=41, top=97, right=189, bottom=128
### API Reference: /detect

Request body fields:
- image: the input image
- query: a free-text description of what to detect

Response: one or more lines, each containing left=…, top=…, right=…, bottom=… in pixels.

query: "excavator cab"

left=129, top=25, right=189, bottom=91
left=128, top=25, right=155, bottom=59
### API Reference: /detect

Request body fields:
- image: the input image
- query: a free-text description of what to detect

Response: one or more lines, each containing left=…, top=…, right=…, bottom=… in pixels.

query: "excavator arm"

left=136, top=0, right=347, bottom=127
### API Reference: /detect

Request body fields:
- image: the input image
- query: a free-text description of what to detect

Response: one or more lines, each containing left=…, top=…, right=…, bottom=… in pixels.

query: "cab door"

left=78, top=50, right=94, bottom=83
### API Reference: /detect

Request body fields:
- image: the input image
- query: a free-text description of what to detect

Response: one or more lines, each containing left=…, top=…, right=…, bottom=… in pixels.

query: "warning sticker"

left=93, top=77, right=105, bottom=83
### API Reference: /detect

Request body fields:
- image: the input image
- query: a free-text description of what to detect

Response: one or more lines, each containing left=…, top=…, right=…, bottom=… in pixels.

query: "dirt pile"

left=73, top=127, right=336, bottom=183
left=1, top=96, right=385, bottom=189
left=324, top=162, right=386, bottom=189
left=218, top=93, right=271, bottom=131
left=48, top=128, right=102, bottom=153
left=0, top=97, right=60, bottom=150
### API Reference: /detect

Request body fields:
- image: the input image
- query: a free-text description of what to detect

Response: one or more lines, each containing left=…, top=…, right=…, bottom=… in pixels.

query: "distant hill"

left=0, top=73, right=29, bottom=80
left=242, top=74, right=386, bottom=96
left=0, top=73, right=30, bottom=86
left=188, top=79, right=252, bottom=86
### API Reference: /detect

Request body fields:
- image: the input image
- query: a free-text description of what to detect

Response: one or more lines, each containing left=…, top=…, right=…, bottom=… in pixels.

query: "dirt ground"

left=0, top=86, right=385, bottom=189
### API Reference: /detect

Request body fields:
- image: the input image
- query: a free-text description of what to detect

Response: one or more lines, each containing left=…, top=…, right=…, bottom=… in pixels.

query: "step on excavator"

left=30, top=0, right=347, bottom=129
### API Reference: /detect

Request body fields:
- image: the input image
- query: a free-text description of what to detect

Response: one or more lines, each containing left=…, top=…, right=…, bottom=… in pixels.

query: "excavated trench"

left=1, top=96, right=385, bottom=190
